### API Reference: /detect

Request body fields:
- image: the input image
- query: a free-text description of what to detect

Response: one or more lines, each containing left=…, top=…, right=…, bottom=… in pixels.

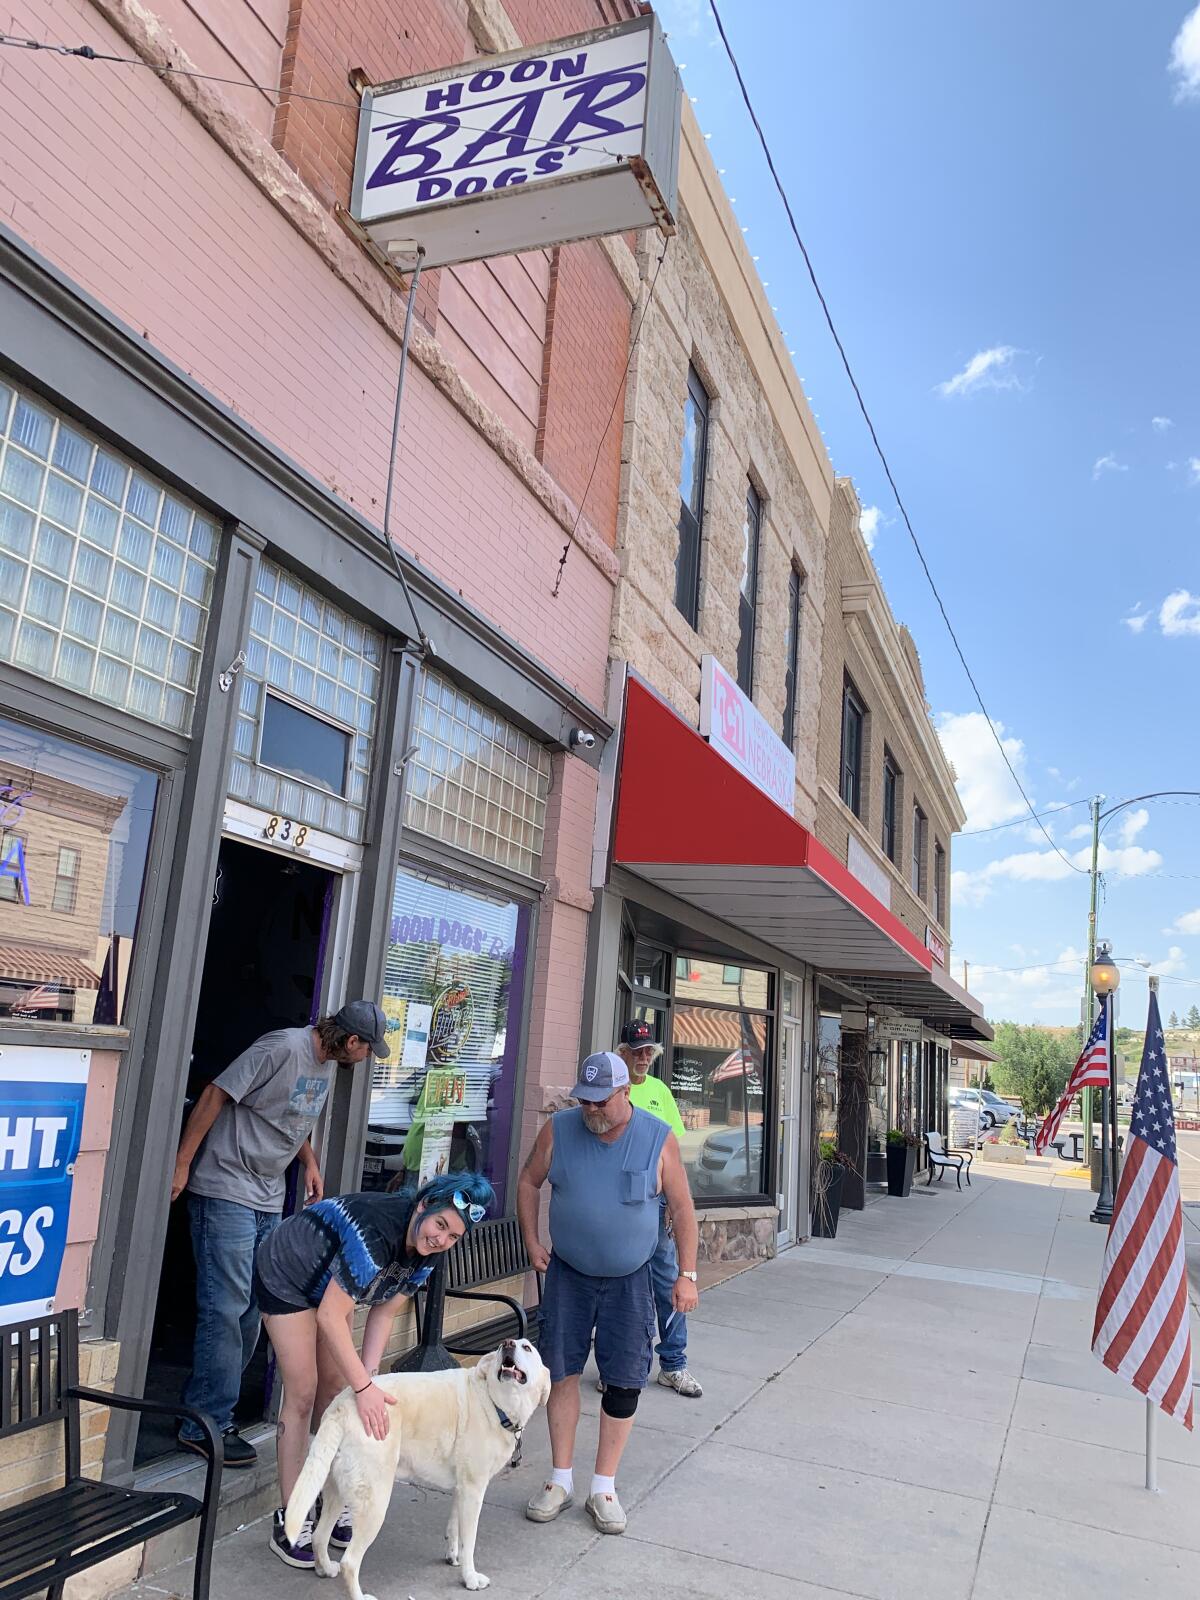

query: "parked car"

left=948, top=1087, right=1018, bottom=1130
left=692, top=1123, right=763, bottom=1195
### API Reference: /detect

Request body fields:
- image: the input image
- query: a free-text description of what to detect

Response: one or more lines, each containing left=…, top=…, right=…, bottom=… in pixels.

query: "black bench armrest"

left=69, top=1386, right=222, bottom=1502
left=445, top=1288, right=528, bottom=1338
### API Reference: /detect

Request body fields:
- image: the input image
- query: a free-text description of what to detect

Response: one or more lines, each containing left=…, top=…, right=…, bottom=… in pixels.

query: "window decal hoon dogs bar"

left=351, top=16, right=682, bottom=270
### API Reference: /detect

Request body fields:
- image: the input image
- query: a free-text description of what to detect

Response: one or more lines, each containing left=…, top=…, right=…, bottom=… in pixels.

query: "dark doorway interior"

left=136, top=837, right=334, bottom=1465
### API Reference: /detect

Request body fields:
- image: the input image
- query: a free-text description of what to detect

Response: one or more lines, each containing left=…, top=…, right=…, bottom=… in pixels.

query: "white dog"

left=285, top=1338, right=550, bottom=1597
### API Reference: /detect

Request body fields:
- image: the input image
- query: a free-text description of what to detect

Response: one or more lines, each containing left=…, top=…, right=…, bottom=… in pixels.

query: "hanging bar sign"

left=351, top=15, right=681, bottom=269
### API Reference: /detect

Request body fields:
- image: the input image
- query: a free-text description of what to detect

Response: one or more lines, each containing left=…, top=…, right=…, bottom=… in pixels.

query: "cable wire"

left=551, top=238, right=671, bottom=598
left=705, top=0, right=1085, bottom=875
left=960, top=799, right=1090, bottom=838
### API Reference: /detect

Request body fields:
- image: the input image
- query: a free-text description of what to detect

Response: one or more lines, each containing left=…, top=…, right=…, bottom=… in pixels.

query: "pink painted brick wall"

left=56, top=1048, right=122, bottom=1314
left=0, top=0, right=612, bottom=707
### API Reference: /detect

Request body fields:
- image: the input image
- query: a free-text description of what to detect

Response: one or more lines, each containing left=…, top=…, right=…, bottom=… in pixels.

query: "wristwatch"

left=679, top=1270, right=698, bottom=1282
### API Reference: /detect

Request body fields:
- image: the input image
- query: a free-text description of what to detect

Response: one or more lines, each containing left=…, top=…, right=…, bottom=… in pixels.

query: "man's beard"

left=582, top=1107, right=615, bottom=1135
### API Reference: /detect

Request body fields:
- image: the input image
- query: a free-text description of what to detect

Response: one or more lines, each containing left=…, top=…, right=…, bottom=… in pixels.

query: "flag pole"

left=1145, top=974, right=1161, bottom=1493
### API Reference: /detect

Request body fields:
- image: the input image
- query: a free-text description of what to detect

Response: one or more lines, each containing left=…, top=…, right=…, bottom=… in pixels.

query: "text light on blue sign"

left=351, top=15, right=681, bottom=270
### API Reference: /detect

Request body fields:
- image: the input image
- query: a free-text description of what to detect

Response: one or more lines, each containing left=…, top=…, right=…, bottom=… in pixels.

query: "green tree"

left=990, top=1022, right=1078, bottom=1118
left=1169, top=1011, right=1179, bottom=1028
left=1189, top=1006, right=1200, bottom=1029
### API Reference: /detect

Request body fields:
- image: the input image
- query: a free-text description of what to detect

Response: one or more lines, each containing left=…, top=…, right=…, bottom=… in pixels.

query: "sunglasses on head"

left=452, top=1190, right=486, bottom=1224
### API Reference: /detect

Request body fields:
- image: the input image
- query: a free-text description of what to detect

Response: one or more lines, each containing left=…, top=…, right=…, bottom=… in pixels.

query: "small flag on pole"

left=1033, top=1007, right=1109, bottom=1156
left=1092, top=987, right=1193, bottom=1430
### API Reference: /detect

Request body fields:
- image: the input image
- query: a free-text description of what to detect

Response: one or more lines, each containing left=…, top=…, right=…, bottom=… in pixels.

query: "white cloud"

left=859, top=505, right=882, bottom=551
left=1149, top=945, right=1188, bottom=976
left=964, top=946, right=1088, bottom=1022
left=1172, top=908, right=1200, bottom=935
left=1152, top=416, right=1174, bottom=432
left=1160, top=589, right=1200, bottom=636
left=1122, top=608, right=1150, bottom=633
left=1170, top=4, right=1200, bottom=100
left=1067, top=823, right=1092, bottom=841
left=1119, top=807, right=1149, bottom=845
left=1093, top=453, right=1129, bottom=479
left=952, top=839, right=1163, bottom=906
left=934, top=711, right=1028, bottom=830
left=1188, top=457, right=1200, bottom=485
left=936, top=345, right=1025, bottom=398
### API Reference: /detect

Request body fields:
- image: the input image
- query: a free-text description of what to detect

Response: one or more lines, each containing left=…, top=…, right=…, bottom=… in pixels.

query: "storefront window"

left=814, top=1012, right=841, bottom=1150
left=866, top=1042, right=888, bottom=1165
left=0, top=715, right=158, bottom=1024
left=360, top=865, right=528, bottom=1214
left=0, top=377, right=219, bottom=733
left=668, top=958, right=772, bottom=1200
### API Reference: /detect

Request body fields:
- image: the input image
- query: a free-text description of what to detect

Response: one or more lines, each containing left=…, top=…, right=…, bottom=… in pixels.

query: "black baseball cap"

left=332, top=999, right=390, bottom=1058
left=620, top=1019, right=655, bottom=1047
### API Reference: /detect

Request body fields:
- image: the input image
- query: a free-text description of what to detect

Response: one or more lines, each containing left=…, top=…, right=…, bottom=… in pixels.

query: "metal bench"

left=396, top=1215, right=542, bottom=1373
left=925, top=1130, right=972, bottom=1189
left=0, top=1310, right=221, bottom=1600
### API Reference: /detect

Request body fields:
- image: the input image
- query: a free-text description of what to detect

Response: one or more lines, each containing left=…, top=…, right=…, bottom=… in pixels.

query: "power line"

left=705, top=0, right=1086, bottom=877
left=960, top=799, right=1090, bottom=838
left=0, top=32, right=633, bottom=163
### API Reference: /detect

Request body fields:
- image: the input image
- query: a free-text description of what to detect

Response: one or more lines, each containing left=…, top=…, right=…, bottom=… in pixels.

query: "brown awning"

left=0, top=942, right=100, bottom=988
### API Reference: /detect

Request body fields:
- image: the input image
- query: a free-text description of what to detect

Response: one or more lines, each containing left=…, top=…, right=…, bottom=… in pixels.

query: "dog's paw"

left=446, top=1551, right=461, bottom=1567
left=462, top=1574, right=490, bottom=1591
left=314, top=1559, right=339, bottom=1580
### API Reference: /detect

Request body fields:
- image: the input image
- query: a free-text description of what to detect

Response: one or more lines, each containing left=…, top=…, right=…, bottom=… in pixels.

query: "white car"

left=949, top=1087, right=1018, bottom=1130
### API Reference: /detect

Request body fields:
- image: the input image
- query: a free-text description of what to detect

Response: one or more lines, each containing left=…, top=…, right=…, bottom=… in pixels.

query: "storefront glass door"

left=777, top=976, right=804, bottom=1246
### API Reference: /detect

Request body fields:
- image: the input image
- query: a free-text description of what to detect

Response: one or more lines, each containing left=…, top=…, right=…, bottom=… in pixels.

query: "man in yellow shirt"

left=615, top=1020, right=702, bottom=1397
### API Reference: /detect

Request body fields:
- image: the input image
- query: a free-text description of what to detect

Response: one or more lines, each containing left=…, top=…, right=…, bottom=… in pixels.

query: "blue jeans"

left=180, top=1194, right=279, bottom=1441
left=651, top=1206, right=687, bottom=1372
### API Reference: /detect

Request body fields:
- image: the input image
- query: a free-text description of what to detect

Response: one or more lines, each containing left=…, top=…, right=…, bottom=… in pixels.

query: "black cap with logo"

left=620, top=1019, right=655, bottom=1047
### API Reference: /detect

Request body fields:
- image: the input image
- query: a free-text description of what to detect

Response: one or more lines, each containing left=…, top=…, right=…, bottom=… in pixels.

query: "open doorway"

left=136, top=836, right=336, bottom=1465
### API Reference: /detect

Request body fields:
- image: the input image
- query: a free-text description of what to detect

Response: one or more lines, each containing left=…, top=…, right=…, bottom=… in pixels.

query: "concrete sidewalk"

left=125, top=1168, right=1200, bottom=1600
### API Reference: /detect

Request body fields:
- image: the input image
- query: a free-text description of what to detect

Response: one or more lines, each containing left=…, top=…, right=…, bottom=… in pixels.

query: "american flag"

left=1092, top=990, right=1194, bottom=1430
left=1033, top=1007, right=1109, bottom=1156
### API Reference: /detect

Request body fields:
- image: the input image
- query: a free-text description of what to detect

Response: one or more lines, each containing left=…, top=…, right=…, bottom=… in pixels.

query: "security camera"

left=569, top=728, right=597, bottom=751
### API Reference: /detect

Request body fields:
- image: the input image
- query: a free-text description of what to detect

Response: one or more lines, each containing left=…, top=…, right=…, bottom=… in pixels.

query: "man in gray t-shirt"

left=171, top=1000, right=388, bottom=1466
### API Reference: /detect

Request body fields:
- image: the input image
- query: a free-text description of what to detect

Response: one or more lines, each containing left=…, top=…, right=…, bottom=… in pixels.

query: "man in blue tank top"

left=517, top=1051, right=699, bottom=1535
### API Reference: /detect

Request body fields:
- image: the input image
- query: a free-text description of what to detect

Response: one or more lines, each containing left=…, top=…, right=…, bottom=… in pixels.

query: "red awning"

left=0, top=942, right=100, bottom=988
left=613, top=678, right=991, bottom=1041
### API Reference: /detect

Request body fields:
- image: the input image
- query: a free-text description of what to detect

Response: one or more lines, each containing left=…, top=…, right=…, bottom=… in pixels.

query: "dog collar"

left=492, top=1401, right=522, bottom=1436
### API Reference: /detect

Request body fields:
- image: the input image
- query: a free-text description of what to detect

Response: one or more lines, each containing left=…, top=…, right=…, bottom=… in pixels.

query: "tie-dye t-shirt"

left=254, top=1191, right=434, bottom=1308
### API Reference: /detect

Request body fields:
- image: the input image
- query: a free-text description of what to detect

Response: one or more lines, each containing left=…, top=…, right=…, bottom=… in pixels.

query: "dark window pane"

left=882, top=757, right=898, bottom=861
left=671, top=1003, right=769, bottom=1200
left=782, top=567, right=801, bottom=747
left=674, top=368, right=709, bottom=627
left=259, top=692, right=351, bottom=797
left=840, top=681, right=864, bottom=816
left=737, top=484, right=761, bottom=694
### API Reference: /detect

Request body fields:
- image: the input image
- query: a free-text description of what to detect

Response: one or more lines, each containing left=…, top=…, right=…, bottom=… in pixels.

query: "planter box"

left=811, top=1162, right=845, bottom=1238
left=885, top=1141, right=917, bottom=1197
left=980, top=1143, right=1026, bottom=1165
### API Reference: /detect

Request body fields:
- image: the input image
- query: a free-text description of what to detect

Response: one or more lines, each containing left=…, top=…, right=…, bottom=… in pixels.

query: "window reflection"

left=0, top=715, right=158, bottom=1024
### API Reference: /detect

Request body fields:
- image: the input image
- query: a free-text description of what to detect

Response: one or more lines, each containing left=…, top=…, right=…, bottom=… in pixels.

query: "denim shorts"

left=538, top=1253, right=656, bottom=1389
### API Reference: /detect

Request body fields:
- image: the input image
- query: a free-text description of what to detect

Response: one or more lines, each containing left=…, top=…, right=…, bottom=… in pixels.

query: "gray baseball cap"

left=571, top=1051, right=631, bottom=1103
left=332, top=999, right=390, bottom=1058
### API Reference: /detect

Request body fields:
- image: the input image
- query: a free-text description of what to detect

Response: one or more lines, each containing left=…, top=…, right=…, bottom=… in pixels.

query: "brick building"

left=0, top=0, right=667, bottom=1569
left=580, top=103, right=989, bottom=1253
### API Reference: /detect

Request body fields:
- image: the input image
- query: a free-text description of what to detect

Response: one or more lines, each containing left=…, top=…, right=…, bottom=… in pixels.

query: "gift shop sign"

left=351, top=15, right=681, bottom=269
left=925, top=926, right=946, bottom=966
left=699, top=656, right=797, bottom=814
left=0, top=1048, right=89, bottom=1327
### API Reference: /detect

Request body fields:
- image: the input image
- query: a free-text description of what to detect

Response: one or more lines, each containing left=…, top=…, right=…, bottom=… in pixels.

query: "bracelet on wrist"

left=354, top=1380, right=373, bottom=1394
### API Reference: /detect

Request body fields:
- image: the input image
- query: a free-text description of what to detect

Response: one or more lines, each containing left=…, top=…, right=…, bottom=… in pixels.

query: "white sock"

left=550, top=1467, right=574, bottom=1492
left=591, top=1474, right=616, bottom=1497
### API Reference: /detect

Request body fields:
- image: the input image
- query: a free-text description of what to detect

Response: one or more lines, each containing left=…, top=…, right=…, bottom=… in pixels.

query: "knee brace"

left=600, top=1384, right=640, bottom=1419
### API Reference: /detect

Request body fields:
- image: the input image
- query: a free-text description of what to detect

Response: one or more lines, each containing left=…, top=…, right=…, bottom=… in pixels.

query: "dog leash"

left=492, top=1401, right=523, bottom=1468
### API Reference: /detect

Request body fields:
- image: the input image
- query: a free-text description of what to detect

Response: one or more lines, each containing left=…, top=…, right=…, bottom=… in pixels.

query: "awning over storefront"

left=0, top=941, right=100, bottom=988
left=946, top=1038, right=1001, bottom=1063
left=613, top=678, right=991, bottom=1041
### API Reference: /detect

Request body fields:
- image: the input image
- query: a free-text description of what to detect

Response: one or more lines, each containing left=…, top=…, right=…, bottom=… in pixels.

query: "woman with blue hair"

left=253, top=1171, right=495, bottom=1567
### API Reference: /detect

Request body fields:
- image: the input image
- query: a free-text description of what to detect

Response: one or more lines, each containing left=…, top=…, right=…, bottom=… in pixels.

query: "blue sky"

left=655, top=0, right=1200, bottom=1027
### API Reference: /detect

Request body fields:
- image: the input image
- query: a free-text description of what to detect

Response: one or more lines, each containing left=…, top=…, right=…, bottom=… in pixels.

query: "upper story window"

left=882, top=751, right=899, bottom=862
left=934, top=840, right=946, bottom=924
left=912, top=803, right=927, bottom=897
left=736, top=482, right=761, bottom=694
left=782, top=565, right=803, bottom=750
left=840, top=676, right=865, bottom=817
left=674, top=366, right=709, bottom=629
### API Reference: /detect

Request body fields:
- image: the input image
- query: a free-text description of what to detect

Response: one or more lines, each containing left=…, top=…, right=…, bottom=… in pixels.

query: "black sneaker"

left=178, top=1427, right=257, bottom=1469
left=271, top=1508, right=315, bottom=1569
left=330, top=1508, right=353, bottom=1550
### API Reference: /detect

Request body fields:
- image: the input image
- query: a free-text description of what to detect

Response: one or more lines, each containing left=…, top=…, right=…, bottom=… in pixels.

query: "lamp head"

left=1091, top=941, right=1121, bottom=996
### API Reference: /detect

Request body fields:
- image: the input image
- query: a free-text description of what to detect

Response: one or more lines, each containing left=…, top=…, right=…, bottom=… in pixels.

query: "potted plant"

left=812, top=1140, right=853, bottom=1237
left=981, top=1116, right=1027, bottom=1165
left=885, top=1128, right=918, bottom=1197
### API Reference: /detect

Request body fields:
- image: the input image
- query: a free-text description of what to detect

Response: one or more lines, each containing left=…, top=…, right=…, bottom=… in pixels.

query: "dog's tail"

left=284, top=1401, right=345, bottom=1544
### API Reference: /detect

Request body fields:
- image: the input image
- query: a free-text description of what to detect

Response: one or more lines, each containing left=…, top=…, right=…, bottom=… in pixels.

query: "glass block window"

left=228, top=560, right=382, bottom=842
left=404, top=670, right=551, bottom=877
left=0, top=375, right=219, bottom=733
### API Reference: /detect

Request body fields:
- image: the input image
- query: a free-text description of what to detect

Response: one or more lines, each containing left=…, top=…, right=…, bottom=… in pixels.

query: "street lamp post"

left=1089, top=943, right=1120, bottom=1225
